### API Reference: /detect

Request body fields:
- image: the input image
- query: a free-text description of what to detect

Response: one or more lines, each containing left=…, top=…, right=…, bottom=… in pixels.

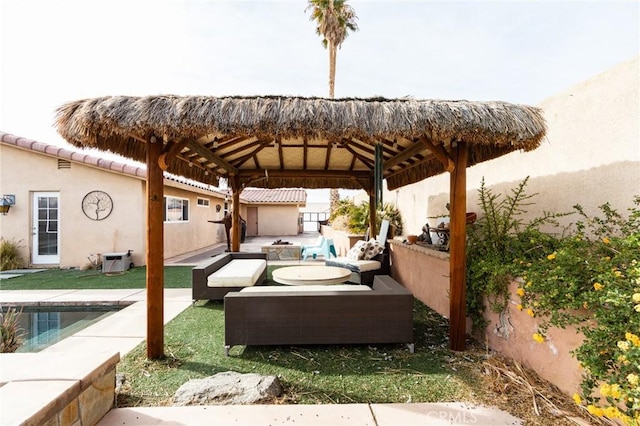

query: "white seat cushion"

left=207, top=259, right=266, bottom=287
left=327, top=257, right=382, bottom=272
left=240, top=284, right=371, bottom=293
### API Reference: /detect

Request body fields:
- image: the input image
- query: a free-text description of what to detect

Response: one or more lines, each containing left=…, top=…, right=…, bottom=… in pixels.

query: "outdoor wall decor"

left=82, top=190, right=113, bottom=221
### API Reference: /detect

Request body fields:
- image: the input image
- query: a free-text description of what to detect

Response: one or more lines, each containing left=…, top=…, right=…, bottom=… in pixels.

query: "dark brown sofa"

left=192, top=252, right=267, bottom=301
left=223, top=275, right=414, bottom=355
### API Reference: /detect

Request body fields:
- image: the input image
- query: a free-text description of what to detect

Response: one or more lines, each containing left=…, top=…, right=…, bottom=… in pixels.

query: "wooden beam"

left=158, top=139, right=189, bottom=171
left=383, top=140, right=427, bottom=170
left=146, top=135, right=164, bottom=359
left=237, top=169, right=370, bottom=179
left=449, top=141, right=468, bottom=351
left=421, top=137, right=455, bottom=172
left=186, top=140, right=237, bottom=175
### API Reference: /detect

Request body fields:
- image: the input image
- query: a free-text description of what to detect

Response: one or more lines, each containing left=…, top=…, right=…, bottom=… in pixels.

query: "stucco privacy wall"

left=393, top=57, right=640, bottom=236
left=253, top=204, right=300, bottom=236
left=0, top=140, right=229, bottom=268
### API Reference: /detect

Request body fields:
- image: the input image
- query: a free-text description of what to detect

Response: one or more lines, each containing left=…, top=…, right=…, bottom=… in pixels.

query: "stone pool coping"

left=0, top=288, right=192, bottom=425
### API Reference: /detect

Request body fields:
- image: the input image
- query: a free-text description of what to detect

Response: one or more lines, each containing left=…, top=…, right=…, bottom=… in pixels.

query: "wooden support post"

left=146, top=136, right=164, bottom=359
left=449, top=141, right=468, bottom=351
left=230, top=176, right=242, bottom=252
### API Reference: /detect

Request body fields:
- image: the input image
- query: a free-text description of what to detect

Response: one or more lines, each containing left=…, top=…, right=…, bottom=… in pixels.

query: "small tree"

left=0, top=307, right=25, bottom=353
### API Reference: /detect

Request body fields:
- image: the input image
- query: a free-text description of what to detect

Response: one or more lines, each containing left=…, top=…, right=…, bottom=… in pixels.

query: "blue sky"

left=1, top=0, right=638, bottom=201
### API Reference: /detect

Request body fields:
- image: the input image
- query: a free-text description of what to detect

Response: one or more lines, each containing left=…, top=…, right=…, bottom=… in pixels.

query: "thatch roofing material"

left=55, top=95, right=546, bottom=190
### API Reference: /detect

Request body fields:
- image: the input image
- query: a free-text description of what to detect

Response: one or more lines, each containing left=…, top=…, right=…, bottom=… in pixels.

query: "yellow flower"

left=603, top=406, right=620, bottom=418
left=614, top=270, right=622, bottom=277
left=593, top=282, right=604, bottom=291
left=609, top=384, right=622, bottom=399
left=516, top=304, right=523, bottom=311
left=547, top=252, right=556, bottom=260
left=532, top=333, right=545, bottom=343
left=600, top=383, right=610, bottom=397
left=627, top=373, right=639, bottom=386
left=582, top=302, right=589, bottom=309
left=516, top=288, right=525, bottom=297
left=587, top=404, right=603, bottom=416
left=526, top=309, right=535, bottom=317
left=635, top=304, right=640, bottom=313
left=618, top=341, right=631, bottom=352
left=602, top=237, right=610, bottom=244
left=572, top=393, right=582, bottom=405
left=633, top=293, right=640, bottom=303
left=626, top=332, right=640, bottom=346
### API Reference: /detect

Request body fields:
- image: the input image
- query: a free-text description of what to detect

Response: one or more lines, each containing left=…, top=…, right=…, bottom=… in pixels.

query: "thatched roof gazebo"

left=55, top=95, right=546, bottom=357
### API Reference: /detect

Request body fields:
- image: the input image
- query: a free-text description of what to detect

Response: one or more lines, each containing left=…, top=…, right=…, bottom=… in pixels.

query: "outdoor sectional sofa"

left=192, top=252, right=267, bottom=301
left=223, top=275, right=414, bottom=355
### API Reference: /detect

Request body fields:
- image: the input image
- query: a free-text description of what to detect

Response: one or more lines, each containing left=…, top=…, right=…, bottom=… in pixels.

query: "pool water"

left=15, top=305, right=121, bottom=352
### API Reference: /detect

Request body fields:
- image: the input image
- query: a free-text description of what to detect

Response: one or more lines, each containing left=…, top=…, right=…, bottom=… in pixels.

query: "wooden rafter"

left=186, top=140, right=237, bottom=175
left=277, top=138, right=284, bottom=170
left=228, top=139, right=272, bottom=169
left=383, top=140, right=427, bottom=170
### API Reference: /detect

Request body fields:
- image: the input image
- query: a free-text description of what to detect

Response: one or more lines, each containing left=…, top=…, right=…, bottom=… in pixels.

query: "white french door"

left=32, top=192, right=60, bottom=264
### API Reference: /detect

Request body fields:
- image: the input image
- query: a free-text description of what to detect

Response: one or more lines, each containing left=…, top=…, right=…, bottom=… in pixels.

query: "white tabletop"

left=272, top=265, right=352, bottom=286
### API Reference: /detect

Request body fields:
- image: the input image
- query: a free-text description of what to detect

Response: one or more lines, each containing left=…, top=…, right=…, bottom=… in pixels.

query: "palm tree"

left=306, top=0, right=358, bottom=212
left=306, top=0, right=358, bottom=97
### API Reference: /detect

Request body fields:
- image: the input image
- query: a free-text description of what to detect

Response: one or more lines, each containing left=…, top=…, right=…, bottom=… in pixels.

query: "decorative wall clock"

left=82, top=190, right=113, bottom=220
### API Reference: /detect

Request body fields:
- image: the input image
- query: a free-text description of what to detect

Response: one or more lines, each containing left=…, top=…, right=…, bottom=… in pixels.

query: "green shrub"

left=329, top=199, right=403, bottom=236
left=0, top=307, right=25, bottom=353
left=0, top=239, right=25, bottom=271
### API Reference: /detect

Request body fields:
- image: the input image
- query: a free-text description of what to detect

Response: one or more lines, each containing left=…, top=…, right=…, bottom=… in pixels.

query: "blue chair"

left=300, top=236, right=325, bottom=259
left=302, top=238, right=336, bottom=260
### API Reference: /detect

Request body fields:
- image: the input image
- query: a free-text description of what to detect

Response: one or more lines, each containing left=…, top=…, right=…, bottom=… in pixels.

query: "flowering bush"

left=466, top=177, right=564, bottom=329
left=517, top=197, right=640, bottom=425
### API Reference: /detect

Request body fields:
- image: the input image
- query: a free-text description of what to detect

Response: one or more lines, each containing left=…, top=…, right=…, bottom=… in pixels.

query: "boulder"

left=173, top=371, right=282, bottom=406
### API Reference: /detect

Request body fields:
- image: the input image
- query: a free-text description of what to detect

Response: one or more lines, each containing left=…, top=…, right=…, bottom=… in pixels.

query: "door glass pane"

left=37, top=196, right=59, bottom=256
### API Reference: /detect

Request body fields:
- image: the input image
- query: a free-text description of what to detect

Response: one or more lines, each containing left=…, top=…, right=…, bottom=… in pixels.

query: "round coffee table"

left=272, top=265, right=351, bottom=286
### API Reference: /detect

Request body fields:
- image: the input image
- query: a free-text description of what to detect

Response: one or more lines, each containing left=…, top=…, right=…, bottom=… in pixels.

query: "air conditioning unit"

left=102, top=250, right=133, bottom=274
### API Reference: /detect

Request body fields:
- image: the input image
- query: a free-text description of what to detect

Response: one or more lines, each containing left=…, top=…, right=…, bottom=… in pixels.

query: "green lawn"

left=0, top=266, right=192, bottom=290
left=116, top=298, right=484, bottom=407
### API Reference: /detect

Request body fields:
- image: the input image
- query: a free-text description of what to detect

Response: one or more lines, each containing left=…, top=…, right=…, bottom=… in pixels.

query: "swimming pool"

left=14, top=305, right=123, bottom=352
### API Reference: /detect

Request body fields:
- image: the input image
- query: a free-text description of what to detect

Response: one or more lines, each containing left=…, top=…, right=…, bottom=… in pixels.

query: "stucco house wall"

left=0, top=136, right=228, bottom=268
left=393, top=57, right=640, bottom=237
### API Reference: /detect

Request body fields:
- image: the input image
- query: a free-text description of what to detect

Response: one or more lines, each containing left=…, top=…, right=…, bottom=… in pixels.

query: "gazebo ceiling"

left=55, top=95, right=547, bottom=191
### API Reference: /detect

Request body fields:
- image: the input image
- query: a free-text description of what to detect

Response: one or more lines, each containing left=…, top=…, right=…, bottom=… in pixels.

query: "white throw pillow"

left=363, top=238, right=384, bottom=260
left=347, top=240, right=367, bottom=260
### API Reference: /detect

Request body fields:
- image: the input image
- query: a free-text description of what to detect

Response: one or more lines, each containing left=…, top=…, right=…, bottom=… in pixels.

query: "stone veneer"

left=261, top=243, right=301, bottom=260
left=0, top=351, right=119, bottom=425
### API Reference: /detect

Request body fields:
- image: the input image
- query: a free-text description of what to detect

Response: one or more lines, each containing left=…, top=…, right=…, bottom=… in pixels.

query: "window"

left=164, top=196, right=189, bottom=222
left=197, top=197, right=210, bottom=207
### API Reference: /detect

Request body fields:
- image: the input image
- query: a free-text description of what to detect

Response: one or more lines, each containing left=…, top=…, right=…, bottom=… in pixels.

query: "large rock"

left=173, top=371, right=282, bottom=406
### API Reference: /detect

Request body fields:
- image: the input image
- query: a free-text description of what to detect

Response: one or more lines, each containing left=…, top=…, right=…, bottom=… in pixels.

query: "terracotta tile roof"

left=241, top=188, right=307, bottom=205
